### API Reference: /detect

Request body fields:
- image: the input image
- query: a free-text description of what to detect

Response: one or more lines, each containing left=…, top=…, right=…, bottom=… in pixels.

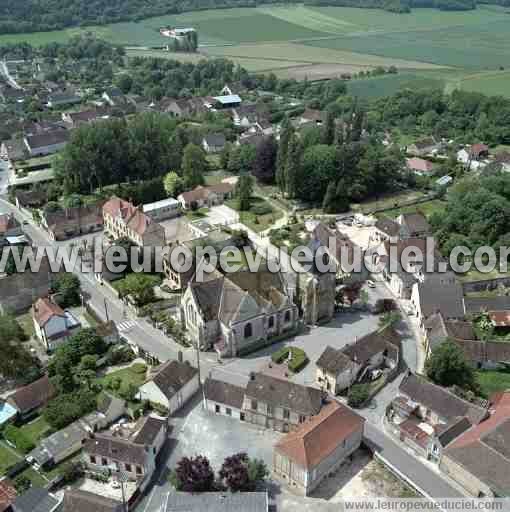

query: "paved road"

left=364, top=423, right=464, bottom=500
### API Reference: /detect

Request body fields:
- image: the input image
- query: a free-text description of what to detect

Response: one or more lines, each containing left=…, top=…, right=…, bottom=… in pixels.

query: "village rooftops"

left=275, top=401, right=365, bottom=469
left=11, top=487, right=60, bottom=512
left=406, top=157, right=434, bottom=173
left=62, top=489, right=122, bottom=512
left=83, top=434, right=147, bottom=466
left=213, top=94, right=242, bottom=105
left=398, top=212, right=430, bottom=235
left=246, top=373, right=323, bottom=417
left=25, top=130, right=70, bottom=149
left=0, top=480, right=16, bottom=512
left=375, top=216, right=400, bottom=238
left=150, top=360, right=198, bottom=402
left=399, top=372, right=488, bottom=426
left=7, top=374, right=56, bottom=415
left=204, top=378, right=246, bottom=410
left=142, top=197, right=179, bottom=213
left=132, top=415, right=167, bottom=446
left=164, top=492, right=268, bottom=512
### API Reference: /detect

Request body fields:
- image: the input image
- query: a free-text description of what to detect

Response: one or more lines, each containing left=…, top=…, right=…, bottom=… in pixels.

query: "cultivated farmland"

left=1, top=4, right=509, bottom=96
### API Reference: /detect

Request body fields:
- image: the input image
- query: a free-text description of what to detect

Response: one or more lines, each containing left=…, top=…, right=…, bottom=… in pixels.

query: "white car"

left=367, top=280, right=376, bottom=288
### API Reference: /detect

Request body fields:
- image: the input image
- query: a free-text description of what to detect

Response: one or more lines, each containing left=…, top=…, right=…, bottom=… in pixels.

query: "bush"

left=251, top=203, right=273, bottom=216
left=348, top=384, right=370, bottom=408
left=13, top=475, right=31, bottom=493
left=374, top=298, right=397, bottom=314
left=270, top=347, right=308, bottom=373
left=271, top=347, right=290, bottom=364
left=4, top=425, right=35, bottom=454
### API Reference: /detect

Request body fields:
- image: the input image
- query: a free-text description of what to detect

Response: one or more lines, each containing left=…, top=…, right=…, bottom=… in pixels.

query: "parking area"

left=206, top=204, right=239, bottom=226
left=167, top=399, right=281, bottom=470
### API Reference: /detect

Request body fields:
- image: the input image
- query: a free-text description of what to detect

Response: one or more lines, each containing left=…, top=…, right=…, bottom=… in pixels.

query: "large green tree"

left=182, top=143, right=207, bottom=189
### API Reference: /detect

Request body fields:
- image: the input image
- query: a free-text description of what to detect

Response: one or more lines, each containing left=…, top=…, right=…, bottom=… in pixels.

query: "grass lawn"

left=0, top=441, right=23, bottom=476
left=226, top=196, right=283, bottom=233
left=96, top=364, right=148, bottom=395
left=18, top=416, right=52, bottom=446
left=378, top=199, right=447, bottom=219
left=17, top=466, right=48, bottom=487
left=476, top=370, right=510, bottom=397
left=185, top=207, right=208, bottom=220
left=353, top=190, right=427, bottom=215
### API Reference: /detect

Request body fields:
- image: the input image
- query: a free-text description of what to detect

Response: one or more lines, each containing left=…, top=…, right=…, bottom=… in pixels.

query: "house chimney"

left=178, top=351, right=183, bottom=363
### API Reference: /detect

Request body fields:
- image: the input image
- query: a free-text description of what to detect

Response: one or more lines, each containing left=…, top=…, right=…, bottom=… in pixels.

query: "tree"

left=219, top=452, right=250, bottom=492
left=425, top=339, right=478, bottom=392
left=285, top=133, right=302, bottom=199
left=182, top=143, right=207, bottom=189
left=163, top=171, right=183, bottom=197
left=235, top=174, right=254, bottom=211
left=322, top=110, right=336, bottom=145
left=116, top=274, right=159, bottom=306
left=173, top=456, right=215, bottom=492
left=276, top=116, right=292, bottom=193
left=51, top=273, right=81, bottom=307
left=322, top=181, right=337, bottom=213
left=247, top=458, right=269, bottom=485
left=253, top=136, right=277, bottom=183
left=227, top=145, right=256, bottom=175
left=379, top=310, right=401, bottom=328
left=348, top=384, right=370, bottom=408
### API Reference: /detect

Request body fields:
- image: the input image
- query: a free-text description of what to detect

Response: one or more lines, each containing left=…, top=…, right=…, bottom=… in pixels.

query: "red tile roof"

left=275, top=401, right=365, bottom=469
left=103, top=196, right=157, bottom=237
left=0, top=213, right=18, bottom=234
left=0, top=480, right=16, bottom=512
left=470, top=143, right=489, bottom=157
left=406, top=157, right=434, bottom=173
left=33, top=297, right=65, bottom=326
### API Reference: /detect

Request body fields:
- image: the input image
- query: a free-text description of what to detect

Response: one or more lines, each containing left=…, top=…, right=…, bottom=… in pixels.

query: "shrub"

left=271, top=347, right=290, bottom=364
left=13, top=475, right=31, bottom=493
left=348, top=384, right=370, bottom=408
left=270, top=347, right=308, bottom=373
left=4, top=425, right=35, bottom=454
left=251, top=203, right=273, bottom=216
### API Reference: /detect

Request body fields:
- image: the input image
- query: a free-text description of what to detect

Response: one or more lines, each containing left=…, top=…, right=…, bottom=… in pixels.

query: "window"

left=226, top=408, right=232, bottom=416
left=90, top=455, right=96, bottom=464
left=284, top=310, right=291, bottom=323
left=136, top=466, right=143, bottom=475
left=215, top=404, right=221, bottom=413
left=244, top=322, right=252, bottom=339
left=299, top=415, right=305, bottom=423
left=267, top=405, right=273, bottom=416
left=268, top=316, right=275, bottom=328
left=240, top=412, right=245, bottom=422
left=251, top=400, right=258, bottom=411
left=283, top=409, right=290, bottom=419
left=125, top=463, right=132, bottom=472
left=101, top=458, right=108, bottom=466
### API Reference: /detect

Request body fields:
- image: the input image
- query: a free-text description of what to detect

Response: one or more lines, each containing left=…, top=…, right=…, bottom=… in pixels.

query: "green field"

left=1, top=5, right=509, bottom=96
left=476, top=369, right=510, bottom=397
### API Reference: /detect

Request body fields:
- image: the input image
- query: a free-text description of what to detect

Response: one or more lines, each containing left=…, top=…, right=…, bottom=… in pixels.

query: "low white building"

left=138, top=359, right=199, bottom=415
left=32, top=297, right=81, bottom=351
left=204, top=378, right=246, bottom=420
left=143, top=198, right=180, bottom=221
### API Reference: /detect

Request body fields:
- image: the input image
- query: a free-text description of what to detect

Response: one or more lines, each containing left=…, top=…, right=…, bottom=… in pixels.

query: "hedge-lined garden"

left=271, top=346, right=309, bottom=373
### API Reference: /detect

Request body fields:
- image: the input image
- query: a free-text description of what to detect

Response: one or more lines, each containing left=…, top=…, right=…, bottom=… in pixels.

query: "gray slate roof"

left=83, top=434, right=147, bottom=465
left=399, top=373, right=488, bottom=426
left=464, top=296, right=510, bottom=314
left=133, top=415, right=166, bottom=446
left=164, top=492, right=268, bottom=512
left=416, top=277, right=464, bottom=319
left=245, top=373, right=323, bottom=416
left=62, top=489, right=122, bottom=512
left=152, top=360, right=198, bottom=401
left=204, top=378, right=246, bottom=409
left=12, top=487, right=60, bottom=512
left=398, top=212, right=430, bottom=235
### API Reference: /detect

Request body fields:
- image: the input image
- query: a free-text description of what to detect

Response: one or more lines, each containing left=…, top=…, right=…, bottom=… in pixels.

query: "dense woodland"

left=0, top=0, right=507, bottom=34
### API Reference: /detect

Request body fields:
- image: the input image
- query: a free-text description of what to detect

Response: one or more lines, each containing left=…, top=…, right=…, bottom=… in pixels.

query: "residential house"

left=440, top=391, right=510, bottom=497
left=32, top=297, right=81, bottom=351
left=62, top=109, right=106, bottom=127
left=46, top=90, right=81, bottom=108
left=62, top=490, right=123, bottom=512
left=163, top=98, right=193, bottom=118
left=316, top=327, right=401, bottom=394
left=162, top=241, right=199, bottom=290
left=204, top=378, right=246, bottom=420
left=373, top=216, right=401, bottom=243
left=299, top=109, right=325, bottom=126
left=177, top=183, right=234, bottom=210
left=138, top=359, right=199, bottom=415
left=1, top=139, right=26, bottom=163
left=273, top=401, right=365, bottom=495
left=457, top=144, right=489, bottom=170
left=407, top=137, right=439, bottom=156
left=406, top=157, right=435, bottom=175
left=463, top=295, right=510, bottom=316
left=102, top=88, right=126, bottom=106
left=0, top=480, right=16, bottom=512
left=24, top=130, right=70, bottom=156
left=0, top=213, right=23, bottom=247
left=103, top=196, right=166, bottom=247
left=83, top=415, right=166, bottom=491
left=242, top=373, right=323, bottom=433
left=7, top=374, right=56, bottom=421
left=10, top=487, right=61, bottom=512
left=237, top=132, right=265, bottom=147
left=212, top=94, right=242, bottom=109
left=202, top=133, right=226, bottom=153
left=390, top=372, right=488, bottom=462
left=142, top=198, right=180, bottom=221
left=28, top=420, right=89, bottom=468
left=410, top=274, right=465, bottom=329
left=82, top=393, right=126, bottom=432
left=164, top=492, right=268, bottom=512
left=40, top=202, right=104, bottom=240
left=396, top=212, right=430, bottom=238
left=181, top=266, right=298, bottom=356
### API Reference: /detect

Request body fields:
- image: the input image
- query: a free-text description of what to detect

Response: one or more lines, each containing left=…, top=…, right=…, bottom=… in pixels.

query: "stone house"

left=242, top=373, right=323, bottom=433
left=273, top=401, right=365, bottom=495
left=202, top=133, right=226, bottom=153
left=204, top=378, right=246, bottom=420
left=138, top=359, right=199, bottom=415
left=32, top=297, right=81, bottom=351
left=24, top=130, right=70, bottom=156
left=316, top=327, right=401, bottom=394
left=177, top=183, right=234, bottom=210
left=407, top=137, right=439, bottom=156
left=440, top=391, right=510, bottom=497
left=103, top=196, right=166, bottom=247
left=390, top=372, right=488, bottom=462
left=181, top=266, right=297, bottom=356
left=396, top=212, right=430, bottom=238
